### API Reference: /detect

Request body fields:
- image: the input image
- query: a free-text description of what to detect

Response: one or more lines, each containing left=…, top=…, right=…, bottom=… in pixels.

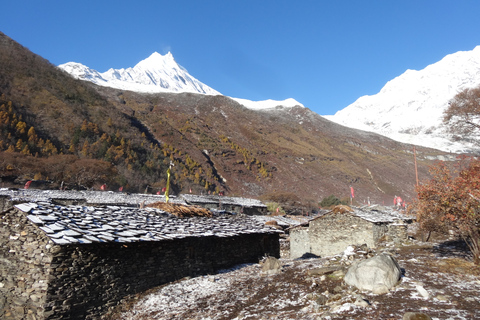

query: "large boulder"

left=344, top=253, right=401, bottom=294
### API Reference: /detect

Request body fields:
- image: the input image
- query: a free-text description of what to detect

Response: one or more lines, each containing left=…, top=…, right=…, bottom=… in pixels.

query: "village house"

left=181, top=194, right=268, bottom=215
left=0, top=189, right=268, bottom=215
left=289, top=205, right=413, bottom=259
left=0, top=190, right=280, bottom=320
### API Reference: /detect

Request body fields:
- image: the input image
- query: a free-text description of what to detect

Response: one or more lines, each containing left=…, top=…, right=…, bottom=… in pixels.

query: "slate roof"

left=289, top=205, right=414, bottom=230
left=0, top=189, right=267, bottom=209
left=350, top=205, right=415, bottom=223
left=181, top=194, right=267, bottom=208
left=0, top=188, right=185, bottom=206
left=251, top=214, right=311, bottom=229
left=13, top=201, right=280, bottom=246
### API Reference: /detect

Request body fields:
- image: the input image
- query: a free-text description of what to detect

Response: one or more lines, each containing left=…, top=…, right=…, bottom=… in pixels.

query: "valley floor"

left=106, top=238, right=480, bottom=320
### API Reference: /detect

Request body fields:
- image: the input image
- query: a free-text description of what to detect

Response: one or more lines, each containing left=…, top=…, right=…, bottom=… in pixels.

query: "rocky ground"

left=106, top=236, right=480, bottom=320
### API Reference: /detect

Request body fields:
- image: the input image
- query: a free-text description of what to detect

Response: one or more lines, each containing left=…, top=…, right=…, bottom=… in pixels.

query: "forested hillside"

left=0, top=31, right=449, bottom=209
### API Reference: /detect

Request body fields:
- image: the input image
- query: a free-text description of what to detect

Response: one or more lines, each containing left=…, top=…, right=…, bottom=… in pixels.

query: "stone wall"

left=308, top=213, right=376, bottom=257
left=0, top=208, right=53, bottom=320
left=1, top=208, right=279, bottom=320
left=289, top=227, right=310, bottom=259
left=385, top=221, right=408, bottom=244
left=0, top=195, right=13, bottom=212
left=290, top=213, right=409, bottom=259
left=46, top=233, right=279, bottom=319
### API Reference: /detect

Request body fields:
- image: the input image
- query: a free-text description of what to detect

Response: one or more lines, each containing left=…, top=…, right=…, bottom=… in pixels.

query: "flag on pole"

left=350, top=186, right=355, bottom=198
left=24, top=180, right=32, bottom=189
left=165, top=166, right=171, bottom=203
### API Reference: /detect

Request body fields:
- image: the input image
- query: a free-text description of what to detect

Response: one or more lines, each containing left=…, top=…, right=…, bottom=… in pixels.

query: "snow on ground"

left=110, top=240, right=480, bottom=320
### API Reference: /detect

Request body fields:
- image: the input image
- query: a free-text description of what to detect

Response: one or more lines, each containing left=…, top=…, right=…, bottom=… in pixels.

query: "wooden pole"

left=413, top=146, right=419, bottom=186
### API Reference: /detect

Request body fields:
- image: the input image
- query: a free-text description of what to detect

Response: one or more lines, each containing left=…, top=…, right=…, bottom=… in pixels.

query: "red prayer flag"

left=24, top=180, right=32, bottom=189
left=350, top=186, right=355, bottom=198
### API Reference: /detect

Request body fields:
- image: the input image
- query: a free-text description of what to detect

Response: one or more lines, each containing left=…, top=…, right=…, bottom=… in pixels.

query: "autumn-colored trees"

left=413, top=84, right=480, bottom=263
left=443, top=84, right=480, bottom=144
left=0, top=94, right=229, bottom=194
left=0, top=101, right=58, bottom=156
left=413, top=158, right=480, bottom=263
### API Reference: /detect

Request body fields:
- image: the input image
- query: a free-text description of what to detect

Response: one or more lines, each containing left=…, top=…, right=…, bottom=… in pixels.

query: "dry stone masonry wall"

left=1, top=199, right=280, bottom=319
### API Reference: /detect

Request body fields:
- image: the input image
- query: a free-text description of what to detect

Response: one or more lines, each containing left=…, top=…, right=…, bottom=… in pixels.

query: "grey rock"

left=344, top=253, right=401, bottom=294
left=260, top=256, right=282, bottom=275
left=403, top=312, right=432, bottom=320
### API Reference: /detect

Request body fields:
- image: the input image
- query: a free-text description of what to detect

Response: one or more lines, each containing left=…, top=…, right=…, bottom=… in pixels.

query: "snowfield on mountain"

left=326, top=46, right=480, bottom=154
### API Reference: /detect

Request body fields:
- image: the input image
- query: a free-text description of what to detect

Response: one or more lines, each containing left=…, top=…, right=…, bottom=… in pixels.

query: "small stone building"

left=290, top=206, right=413, bottom=259
left=0, top=197, right=280, bottom=319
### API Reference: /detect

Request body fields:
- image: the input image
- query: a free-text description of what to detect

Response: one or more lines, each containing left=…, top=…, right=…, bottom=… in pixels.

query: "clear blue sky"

left=2, top=1, right=480, bottom=115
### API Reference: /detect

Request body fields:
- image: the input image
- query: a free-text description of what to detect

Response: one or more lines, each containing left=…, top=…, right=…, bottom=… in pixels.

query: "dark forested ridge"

left=0, top=31, right=448, bottom=209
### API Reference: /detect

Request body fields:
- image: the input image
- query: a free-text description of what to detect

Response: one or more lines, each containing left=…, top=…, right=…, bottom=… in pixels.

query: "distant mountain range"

left=326, top=46, right=480, bottom=154
left=58, top=52, right=304, bottom=111
left=1, top=31, right=445, bottom=205
left=59, top=47, right=480, bottom=154
left=59, top=52, right=221, bottom=96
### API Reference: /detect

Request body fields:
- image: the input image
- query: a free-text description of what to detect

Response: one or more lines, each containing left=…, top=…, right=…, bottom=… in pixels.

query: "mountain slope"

left=326, top=46, right=480, bottom=154
left=102, top=87, right=446, bottom=205
left=0, top=31, right=448, bottom=206
left=58, top=52, right=221, bottom=95
left=58, top=52, right=305, bottom=111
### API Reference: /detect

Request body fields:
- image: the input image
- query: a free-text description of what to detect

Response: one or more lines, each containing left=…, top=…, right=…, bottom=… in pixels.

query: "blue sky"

left=2, top=1, right=480, bottom=115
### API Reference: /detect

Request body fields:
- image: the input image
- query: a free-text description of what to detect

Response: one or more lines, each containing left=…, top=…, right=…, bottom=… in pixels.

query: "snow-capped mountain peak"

left=326, top=45, right=480, bottom=154
left=134, top=52, right=179, bottom=71
left=58, top=52, right=304, bottom=112
left=58, top=52, right=220, bottom=96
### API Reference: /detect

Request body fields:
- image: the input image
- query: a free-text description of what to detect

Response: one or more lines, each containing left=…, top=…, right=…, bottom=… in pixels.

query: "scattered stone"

left=354, top=295, right=370, bottom=308
left=327, top=293, right=342, bottom=304
left=331, top=269, right=346, bottom=278
left=260, top=256, right=282, bottom=275
left=315, top=295, right=328, bottom=305
left=435, top=294, right=449, bottom=301
left=415, top=285, right=429, bottom=299
left=307, top=266, right=340, bottom=276
left=344, top=253, right=402, bottom=294
left=333, top=285, right=343, bottom=293
left=403, top=312, right=432, bottom=320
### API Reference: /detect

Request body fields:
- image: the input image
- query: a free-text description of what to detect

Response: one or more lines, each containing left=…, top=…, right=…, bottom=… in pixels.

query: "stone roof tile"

left=14, top=200, right=280, bottom=246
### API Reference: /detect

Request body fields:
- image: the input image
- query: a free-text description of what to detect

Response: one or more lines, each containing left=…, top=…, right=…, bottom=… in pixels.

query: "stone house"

left=0, top=196, right=280, bottom=319
left=289, top=206, right=413, bottom=259
left=0, top=189, right=269, bottom=216
left=181, top=194, right=268, bottom=215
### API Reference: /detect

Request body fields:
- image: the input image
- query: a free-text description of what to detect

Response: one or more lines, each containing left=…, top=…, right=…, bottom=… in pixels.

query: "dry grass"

left=147, top=202, right=213, bottom=218
left=331, top=205, right=354, bottom=214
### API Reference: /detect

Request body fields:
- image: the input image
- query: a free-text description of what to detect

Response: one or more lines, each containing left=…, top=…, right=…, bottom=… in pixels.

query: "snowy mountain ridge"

left=58, top=52, right=221, bottom=96
left=326, top=46, right=480, bottom=153
left=58, top=52, right=303, bottom=111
